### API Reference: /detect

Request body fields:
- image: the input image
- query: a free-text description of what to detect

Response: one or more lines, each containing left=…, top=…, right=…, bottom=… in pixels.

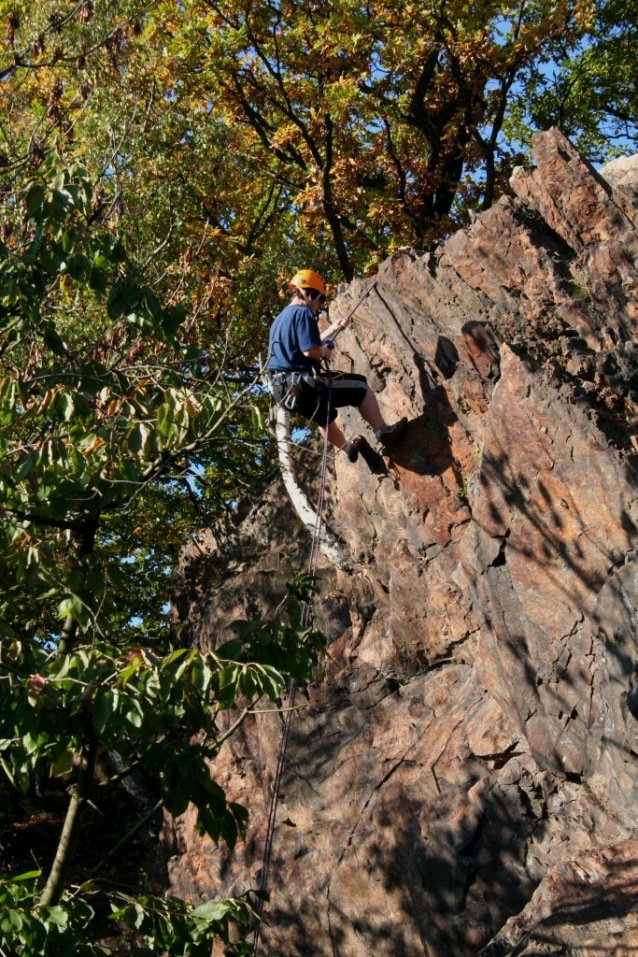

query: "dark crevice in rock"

left=458, top=816, right=487, bottom=912
left=435, top=335, right=460, bottom=379
left=491, top=540, right=507, bottom=567
left=563, top=771, right=583, bottom=785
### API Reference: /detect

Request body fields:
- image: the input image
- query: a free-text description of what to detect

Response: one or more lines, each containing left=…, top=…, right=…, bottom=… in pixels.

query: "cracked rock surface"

left=165, top=129, right=638, bottom=956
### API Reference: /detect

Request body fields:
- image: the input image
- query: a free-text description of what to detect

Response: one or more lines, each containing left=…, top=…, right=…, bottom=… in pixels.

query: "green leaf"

left=127, top=422, right=150, bottom=457
left=3, top=909, right=23, bottom=932
left=117, top=663, right=138, bottom=686
left=12, top=455, right=32, bottom=483
left=144, top=289, right=161, bottom=317
left=56, top=392, right=75, bottom=422
left=252, top=404, right=264, bottom=432
left=26, top=184, right=45, bottom=217
left=109, top=241, right=126, bottom=263
left=42, top=904, right=68, bottom=928
left=8, top=870, right=41, bottom=882
left=50, top=747, right=75, bottom=777
left=76, top=881, right=100, bottom=895
left=23, top=730, right=40, bottom=756
left=124, top=697, right=144, bottom=729
left=191, top=657, right=212, bottom=694
left=89, top=266, right=107, bottom=293
left=161, top=648, right=189, bottom=670
left=192, top=900, right=232, bottom=921
left=42, top=326, right=66, bottom=355
left=0, top=755, right=16, bottom=786
left=219, top=663, right=239, bottom=688
left=124, top=283, right=141, bottom=309
left=93, top=691, right=113, bottom=734
left=115, top=902, right=146, bottom=929
left=107, top=281, right=127, bottom=320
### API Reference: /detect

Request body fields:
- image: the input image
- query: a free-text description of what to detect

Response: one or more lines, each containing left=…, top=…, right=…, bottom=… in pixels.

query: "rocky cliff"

left=166, top=129, right=638, bottom=957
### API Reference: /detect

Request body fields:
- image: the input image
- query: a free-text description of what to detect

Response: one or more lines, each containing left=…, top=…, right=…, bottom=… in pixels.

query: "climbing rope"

left=253, top=282, right=376, bottom=950
left=331, top=276, right=378, bottom=343
left=253, top=370, right=334, bottom=956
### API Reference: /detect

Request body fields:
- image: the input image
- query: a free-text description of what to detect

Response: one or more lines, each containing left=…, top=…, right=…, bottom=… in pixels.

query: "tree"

left=0, top=159, right=326, bottom=953
left=504, top=0, right=638, bottom=161
left=177, top=0, right=592, bottom=278
left=0, top=0, right=321, bottom=359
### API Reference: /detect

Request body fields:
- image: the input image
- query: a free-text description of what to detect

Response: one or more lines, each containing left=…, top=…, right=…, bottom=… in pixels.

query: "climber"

left=267, top=269, right=408, bottom=462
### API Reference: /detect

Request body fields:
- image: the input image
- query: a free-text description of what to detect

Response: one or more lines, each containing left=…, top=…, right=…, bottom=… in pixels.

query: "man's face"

left=293, top=289, right=325, bottom=314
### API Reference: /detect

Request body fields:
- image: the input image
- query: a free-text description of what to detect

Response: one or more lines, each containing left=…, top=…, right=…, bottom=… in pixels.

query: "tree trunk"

left=322, top=114, right=354, bottom=282
left=40, top=734, right=97, bottom=906
left=57, top=515, right=99, bottom=656
left=273, top=405, right=350, bottom=570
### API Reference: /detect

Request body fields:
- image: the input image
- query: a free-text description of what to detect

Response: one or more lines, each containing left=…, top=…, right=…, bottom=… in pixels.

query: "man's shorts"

left=296, top=371, right=369, bottom=426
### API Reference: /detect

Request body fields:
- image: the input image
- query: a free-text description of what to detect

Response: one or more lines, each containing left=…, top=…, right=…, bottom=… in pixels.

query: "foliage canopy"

left=0, top=0, right=635, bottom=952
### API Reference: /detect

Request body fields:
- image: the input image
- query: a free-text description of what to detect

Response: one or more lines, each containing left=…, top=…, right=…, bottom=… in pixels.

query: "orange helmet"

left=290, top=269, right=327, bottom=298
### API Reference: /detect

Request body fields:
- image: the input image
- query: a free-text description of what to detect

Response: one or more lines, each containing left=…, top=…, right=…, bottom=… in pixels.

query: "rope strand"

left=331, top=277, right=378, bottom=343
left=253, top=370, right=333, bottom=955
left=254, top=278, right=375, bottom=949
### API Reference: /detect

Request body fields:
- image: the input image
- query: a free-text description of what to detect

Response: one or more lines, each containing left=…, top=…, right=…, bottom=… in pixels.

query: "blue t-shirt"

left=267, top=304, right=321, bottom=373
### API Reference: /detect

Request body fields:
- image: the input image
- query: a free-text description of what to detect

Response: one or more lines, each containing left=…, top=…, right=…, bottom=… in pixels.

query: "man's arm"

left=321, top=314, right=350, bottom=340
left=295, top=307, right=333, bottom=361
left=303, top=343, right=334, bottom=361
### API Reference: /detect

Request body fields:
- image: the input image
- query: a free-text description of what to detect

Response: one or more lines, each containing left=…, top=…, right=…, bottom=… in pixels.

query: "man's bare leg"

left=319, top=388, right=385, bottom=449
left=358, top=387, right=384, bottom=432
left=319, top=388, right=404, bottom=455
left=358, top=387, right=408, bottom=446
left=319, top=419, right=348, bottom=450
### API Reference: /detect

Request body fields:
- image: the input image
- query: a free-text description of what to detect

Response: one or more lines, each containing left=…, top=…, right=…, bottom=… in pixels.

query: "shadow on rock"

left=479, top=840, right=638, bottom=956
left=255, top=670, right=552, bottom=957
left=383, top=385, right=464, bottom=489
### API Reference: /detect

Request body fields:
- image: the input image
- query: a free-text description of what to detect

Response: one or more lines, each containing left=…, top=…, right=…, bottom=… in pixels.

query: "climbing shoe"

left=347, top=435, right=364, bottom=463
left=377, top=417, right=408, bottom=447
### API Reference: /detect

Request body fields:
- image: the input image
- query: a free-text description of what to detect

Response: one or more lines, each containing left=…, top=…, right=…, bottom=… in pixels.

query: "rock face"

left=601, top=152, right=638, bottom=189
left=166, top=129, right=638, bottom=956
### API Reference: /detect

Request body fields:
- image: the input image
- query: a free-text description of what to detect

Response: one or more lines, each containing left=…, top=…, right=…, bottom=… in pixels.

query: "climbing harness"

left=253, top=370, right=333, bottom=956
left=266, top=370, right=303, bottom=412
